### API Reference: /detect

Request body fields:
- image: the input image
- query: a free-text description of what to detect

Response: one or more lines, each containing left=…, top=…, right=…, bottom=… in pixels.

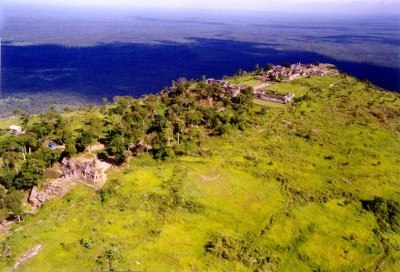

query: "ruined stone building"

left=29, top=158, right=101, bottom=207
left=254, top=91, right=295, bottom=104
left=61, top=158, right=100, bottom=183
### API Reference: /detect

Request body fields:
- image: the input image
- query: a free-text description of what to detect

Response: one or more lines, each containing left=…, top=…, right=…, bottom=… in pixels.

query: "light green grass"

left=226, top=74, right=262, bottom=87
left=1, top=74, right=399, bottom=271
left=253, top=98, right=287, bottom=108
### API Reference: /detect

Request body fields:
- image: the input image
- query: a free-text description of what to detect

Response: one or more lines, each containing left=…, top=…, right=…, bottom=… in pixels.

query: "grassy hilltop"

left=0, top=72, right=399, bottom=271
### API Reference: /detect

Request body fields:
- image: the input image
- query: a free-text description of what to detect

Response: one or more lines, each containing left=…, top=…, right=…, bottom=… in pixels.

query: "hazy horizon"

left=1, top=0, right=400, bottom=15
left=0, top=0, right=399, bottom=103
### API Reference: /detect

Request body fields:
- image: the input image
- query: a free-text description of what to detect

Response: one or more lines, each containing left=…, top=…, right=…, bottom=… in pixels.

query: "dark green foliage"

left=98, top=186, right=117, bottom=204
left=13, top=158, right=46, bottom=189
left=109, top=135, right=127, bottom=165
left=295, top=130, right=312, bottom=140
left=96, top=247, right=122, bottom=270
left=20, top=113, right=30, bottom=126
left=4, top=190, right=24, bottom=217
left=264, top=63, right=274, bottom=71
left=97, top=151, right=108, bottom=161
left=361, top=197, right=400, bottom=233
left=75, top=129, right=95, bottom=152
left=0, top=171, right=16, bottom=189
left=182, top=200, right=204, bottom=213
left=104, top=247, right=121, bottom=270
left=79, top=237, right=94, bottom=249
left=34, top=147, right=60, bottom=167
left=204, top=233, right=269, bottom=268
left=101, top=77, right=253, bottom=161
left=61, top=137, right=77, bottom=159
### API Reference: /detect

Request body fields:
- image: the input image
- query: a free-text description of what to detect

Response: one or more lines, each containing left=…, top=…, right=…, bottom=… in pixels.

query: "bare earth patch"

left=13, top=244, right=42, bottom=270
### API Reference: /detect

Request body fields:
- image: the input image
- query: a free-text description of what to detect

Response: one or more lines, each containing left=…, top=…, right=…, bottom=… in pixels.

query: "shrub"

left=104, top=247, right=121, bottom=270
left=183, top=200, right=204, bottom=213
left=204, top=233, right=269, bottom=268
left=361, top=197, right=400, bottom=233
left=79, top=238, right=94, bottom=249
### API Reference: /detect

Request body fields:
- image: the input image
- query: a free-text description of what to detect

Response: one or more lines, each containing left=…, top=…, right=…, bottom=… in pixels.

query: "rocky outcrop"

left=28, top=178, right=77, bottom=208
left=13, top=244, right=42, bottom=269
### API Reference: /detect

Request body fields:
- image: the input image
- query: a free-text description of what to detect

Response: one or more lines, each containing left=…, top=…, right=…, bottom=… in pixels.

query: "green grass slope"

left=1, top=74, right=399, bottom=271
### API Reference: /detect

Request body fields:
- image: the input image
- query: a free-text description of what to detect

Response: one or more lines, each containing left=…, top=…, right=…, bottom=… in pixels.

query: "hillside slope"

left=0, top=73, right=399, bottom=271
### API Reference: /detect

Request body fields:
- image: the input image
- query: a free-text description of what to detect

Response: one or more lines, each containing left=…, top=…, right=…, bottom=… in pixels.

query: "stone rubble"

left=13, top=244, right=42, bottom=269
left=28, top=158, right=104, bottom=208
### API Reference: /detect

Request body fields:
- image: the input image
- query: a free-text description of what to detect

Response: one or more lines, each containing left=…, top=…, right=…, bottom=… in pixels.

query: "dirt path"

left=253, top=82, right=271, bottom=91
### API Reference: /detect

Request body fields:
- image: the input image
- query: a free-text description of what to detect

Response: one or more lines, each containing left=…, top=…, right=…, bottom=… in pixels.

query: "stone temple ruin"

left=204, top=63, right=335, bottom=105
left=60, top=158, right=100, bottom=183
left=29, top=158, right=102, bottom=208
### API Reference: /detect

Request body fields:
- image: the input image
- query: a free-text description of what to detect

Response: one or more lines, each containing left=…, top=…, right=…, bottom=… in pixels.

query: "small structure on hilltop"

left=49, top=141, right=56, bottom=149
left=9, top=125, right=22, bottom=135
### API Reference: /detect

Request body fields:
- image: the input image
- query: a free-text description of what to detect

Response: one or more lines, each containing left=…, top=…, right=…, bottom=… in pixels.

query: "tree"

left=281, top=62, right=291, bottom=68
left=86, top=114, right=103, bottom=138
left=20, top=113, right=30, bottom=126
left=4, top=190, right=24, bottom=218
left=76, top=129, right=95, bottom=153
left=148, top=115, right=167, bottom=134
left=62, top=137, right=77, bottom=159
left=264, top=63, right=274, bottom=71
left=145, top=94, right=158, bottom=120
left=0, top=170, right=16, bottom=189
left=35, top=147, right=59, bottom=167
left=13, top=158, right=46, bottom=189
left=152, top=133, right=171, bottom=160
left=110, top=135, right=126, bottom=165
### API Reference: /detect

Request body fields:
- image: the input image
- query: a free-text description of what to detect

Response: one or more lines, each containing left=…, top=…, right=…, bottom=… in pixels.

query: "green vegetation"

left=0, top=71, right=399, bottom=271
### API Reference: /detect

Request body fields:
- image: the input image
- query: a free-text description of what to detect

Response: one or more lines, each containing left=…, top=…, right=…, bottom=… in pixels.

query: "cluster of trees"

left=0, top=77, right=254, bottom=220
left=0, top=107, right=103, bottom=219
left=102, top=78, right=254, bottom=162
